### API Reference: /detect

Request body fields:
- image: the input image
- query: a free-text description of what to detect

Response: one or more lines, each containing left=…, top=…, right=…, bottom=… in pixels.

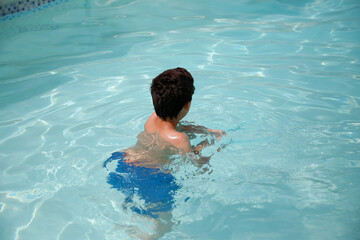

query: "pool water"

left=0, top=0, right=359, bottom=239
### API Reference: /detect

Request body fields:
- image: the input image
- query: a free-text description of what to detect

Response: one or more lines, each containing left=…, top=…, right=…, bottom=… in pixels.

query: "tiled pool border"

left=0, top=0, right=68, bottom=20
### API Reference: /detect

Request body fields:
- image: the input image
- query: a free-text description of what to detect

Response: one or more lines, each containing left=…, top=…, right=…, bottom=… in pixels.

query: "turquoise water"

left=1, top=0, right=360, bottom=239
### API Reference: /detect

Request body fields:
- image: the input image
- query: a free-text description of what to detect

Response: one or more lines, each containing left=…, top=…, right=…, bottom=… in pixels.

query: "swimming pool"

left=0, top=0, right=359, bottom=239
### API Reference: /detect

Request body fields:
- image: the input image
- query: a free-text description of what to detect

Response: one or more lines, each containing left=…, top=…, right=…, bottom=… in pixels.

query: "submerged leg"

left=149, top=211, right=175, bottom=240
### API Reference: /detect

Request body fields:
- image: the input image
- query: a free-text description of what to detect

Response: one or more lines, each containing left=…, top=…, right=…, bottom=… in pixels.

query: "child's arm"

left=193, top=139, right=211, bottom=155
left=176, top=122, right=226, bottom=166
left=207, top=129, right=226, bottom=140
left=193, top=136, right=225, bottom=154
left=179, top=122, right=226, bottom=154
left=177, top=121, right=226, bottom=140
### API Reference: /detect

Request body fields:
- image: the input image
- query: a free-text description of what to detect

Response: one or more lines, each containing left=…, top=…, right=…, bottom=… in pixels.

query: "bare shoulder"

left=170, top=131, right=189, bottom=142
left=144, top=112, right=157, bottom=132
left=166, top=131, right=192, bottom=153
left=143, top=112, right=192, bottom=153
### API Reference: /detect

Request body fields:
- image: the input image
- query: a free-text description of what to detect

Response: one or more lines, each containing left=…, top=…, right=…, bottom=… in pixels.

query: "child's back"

left=123, top=130, right=180, bottom=168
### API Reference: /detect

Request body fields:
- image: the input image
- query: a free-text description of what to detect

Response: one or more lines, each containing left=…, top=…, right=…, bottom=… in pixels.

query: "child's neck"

left=163, top=116, right=180, bottom=129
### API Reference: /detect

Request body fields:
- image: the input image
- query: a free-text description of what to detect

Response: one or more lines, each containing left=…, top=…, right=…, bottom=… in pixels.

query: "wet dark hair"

left=151, top=67, right=195, bottom=120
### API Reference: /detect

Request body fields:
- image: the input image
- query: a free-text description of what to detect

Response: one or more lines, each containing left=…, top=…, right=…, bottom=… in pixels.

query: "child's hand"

left=208, top=129, right=226, bottom=140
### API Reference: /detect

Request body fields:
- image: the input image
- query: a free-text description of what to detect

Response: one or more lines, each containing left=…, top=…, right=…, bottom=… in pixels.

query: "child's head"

left=151, top=67, right=195, bottom=121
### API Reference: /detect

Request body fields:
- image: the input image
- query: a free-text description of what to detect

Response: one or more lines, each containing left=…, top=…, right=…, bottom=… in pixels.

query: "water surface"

left=0, top=0, right=359, bottom=239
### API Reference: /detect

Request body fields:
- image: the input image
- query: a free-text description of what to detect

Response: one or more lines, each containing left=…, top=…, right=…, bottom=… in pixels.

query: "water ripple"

left=113, top=31, right=156, bottom=38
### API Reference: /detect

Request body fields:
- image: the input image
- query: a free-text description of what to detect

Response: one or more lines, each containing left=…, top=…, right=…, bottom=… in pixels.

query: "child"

left=147, top=67, right=224, bottom=155
left=106, top=67, right=224, bottom=168
left=104, top=67, right=224, bottom=238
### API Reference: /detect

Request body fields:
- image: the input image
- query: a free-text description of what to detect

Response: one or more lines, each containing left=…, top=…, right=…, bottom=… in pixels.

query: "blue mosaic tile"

left=0, top=0, right=68, bottom=20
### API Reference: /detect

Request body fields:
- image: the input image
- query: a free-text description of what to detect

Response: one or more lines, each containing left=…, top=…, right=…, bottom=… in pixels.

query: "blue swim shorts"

left=104, top=152, right=180, bottom=218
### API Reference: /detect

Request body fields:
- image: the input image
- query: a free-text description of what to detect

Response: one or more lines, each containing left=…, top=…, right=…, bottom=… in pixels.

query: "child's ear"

left=184, top=101, right=191, bottom=110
